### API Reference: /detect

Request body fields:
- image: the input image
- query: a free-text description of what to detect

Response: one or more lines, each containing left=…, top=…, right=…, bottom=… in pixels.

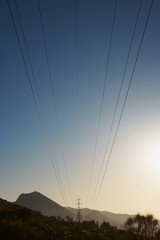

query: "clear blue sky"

left=1, top=0, right=160, bottom=217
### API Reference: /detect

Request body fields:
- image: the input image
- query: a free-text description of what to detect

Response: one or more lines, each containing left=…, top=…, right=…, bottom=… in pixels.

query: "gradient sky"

left=1, top=0, right=160, bottom=218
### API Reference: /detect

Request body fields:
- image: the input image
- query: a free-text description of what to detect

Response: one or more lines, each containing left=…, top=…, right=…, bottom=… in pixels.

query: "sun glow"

left=148, top=143, right=160, bottom=174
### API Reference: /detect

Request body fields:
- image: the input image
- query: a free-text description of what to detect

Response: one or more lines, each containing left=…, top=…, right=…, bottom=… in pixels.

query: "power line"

left=14, top=0, right=71, bottom=207
left=37, top=0, right=57, bottom=113
left=14, top=0, right=46, bottom=130
left=92, top=0, right=154, bottom=208
left=15, top=0, right=69, bottom=207
left=75, top=0, right=79, bottom=110
left=6, top=0, right=67, bottom=207
left=75, top=0, right=79, bottom=183
left=63, top=153, right=73, bottom=204
left=90, top=0, right=143, bottom=208
left=75, top=0, right=80, bottom=194
left=86, top=0, right=118, bottom=204
left=37, top=0, right=73, bottom=206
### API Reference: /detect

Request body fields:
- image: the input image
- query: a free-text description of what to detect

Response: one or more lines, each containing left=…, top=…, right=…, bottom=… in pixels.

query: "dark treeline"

left=0, top=205, right=160, bottom=240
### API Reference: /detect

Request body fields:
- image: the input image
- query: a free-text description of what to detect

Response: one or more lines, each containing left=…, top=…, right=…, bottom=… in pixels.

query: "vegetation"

left=124, top=214, right=160, bottom=240
left=0, top=204, right=160, bottom=240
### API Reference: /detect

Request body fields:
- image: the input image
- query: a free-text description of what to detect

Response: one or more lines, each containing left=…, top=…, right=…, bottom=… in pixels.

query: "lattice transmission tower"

left=76, top=198, right=82, bottom=222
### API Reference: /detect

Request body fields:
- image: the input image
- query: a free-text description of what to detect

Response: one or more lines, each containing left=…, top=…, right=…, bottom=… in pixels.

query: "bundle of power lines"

left=6, top=0, right=154, bottom=214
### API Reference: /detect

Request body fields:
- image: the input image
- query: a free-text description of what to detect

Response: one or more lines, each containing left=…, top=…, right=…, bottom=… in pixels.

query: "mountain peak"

left=18, top=191, right=44, bottom=198
left=15, top=191, right=72, bottom=218
left=14, top=191, right=138, bottom=227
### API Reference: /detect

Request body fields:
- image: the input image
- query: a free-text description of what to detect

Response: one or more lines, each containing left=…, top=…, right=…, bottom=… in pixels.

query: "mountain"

left=67, top=207, right=133, bottom=227
left=1, top=197, right=159, bottom=240
left=0, top=198, right=18, bottom=210
left=14, top=191, right=133, bottom=227
left=15, top=191, right=73, bottom=219
left=83, top=209, right=121, bottom=226
left=102, top=210, right=134, bottom=227
left=14, top=191, right=160, bottom=228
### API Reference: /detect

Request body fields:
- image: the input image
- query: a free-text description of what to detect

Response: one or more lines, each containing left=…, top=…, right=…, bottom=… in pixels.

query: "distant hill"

left=0, top=199, right=140, bottom=240
left=13, top=191, right=160, bottom=228
left=68, top=207, right=134, bottom=227
left=0, top=198, right=18, bottom=210
left=0, top=198, right=74, bottom=240
left=1, top=197, right=159, bottom=240
left=102, top=210, right=134, bottom=227
left=13, top=191, right=133, bottom=227
left=15, top=191, right=73, bottom=219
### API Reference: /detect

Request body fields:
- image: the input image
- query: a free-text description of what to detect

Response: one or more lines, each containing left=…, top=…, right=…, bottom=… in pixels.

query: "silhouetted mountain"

left=0, top=198, right=18, bottom=210
left=14, top=192, right=160, bottom=228
left=67, top=207, right=133, bottom=227
left=15, top=191, right=73, bottom=219
left=102, top=210, right=133, bottom=227
left=15, top=192, right=128, bottom=226
left=1, top=198, right=160, bottom=240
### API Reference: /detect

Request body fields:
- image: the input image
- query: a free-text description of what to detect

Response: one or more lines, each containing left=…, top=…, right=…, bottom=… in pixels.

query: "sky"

left=1, top=0, right=160, bottom=219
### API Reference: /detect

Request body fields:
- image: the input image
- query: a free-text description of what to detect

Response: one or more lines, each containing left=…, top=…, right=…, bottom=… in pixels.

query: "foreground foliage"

left=0, top=205, right=160, bottom=240
left=124, top=213, right=159, bottom=239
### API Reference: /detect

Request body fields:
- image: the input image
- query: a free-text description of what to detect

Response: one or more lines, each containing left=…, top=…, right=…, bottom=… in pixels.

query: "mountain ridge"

left=0, top=191, right=158, bottom=228
left=13, top=191, right=135, bottom=227
left=15, top=191, right=73, bottom=218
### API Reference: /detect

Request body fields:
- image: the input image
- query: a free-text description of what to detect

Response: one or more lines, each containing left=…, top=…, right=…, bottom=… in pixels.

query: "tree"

left=124, top=214, right=158, bottom=239
left=100, top=221, right=114, bottom=232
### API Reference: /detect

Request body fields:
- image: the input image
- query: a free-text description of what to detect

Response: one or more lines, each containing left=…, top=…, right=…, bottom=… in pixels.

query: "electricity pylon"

left=76, top=198, right=82, bottom=222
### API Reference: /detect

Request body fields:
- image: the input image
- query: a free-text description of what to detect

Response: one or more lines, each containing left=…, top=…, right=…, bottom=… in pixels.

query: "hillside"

left=68, top=207, right=133, bottom=227
left=0, top=196, right=160, bottom=240
left=0, top=198, right=18, bottom=210
left=15, top=192, right=132, bottom=226
left=15, top=191, right=73, bottom=219
left=0, top=199, right=135, bottom=240
left=14, top=191, right=160, bottom=229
